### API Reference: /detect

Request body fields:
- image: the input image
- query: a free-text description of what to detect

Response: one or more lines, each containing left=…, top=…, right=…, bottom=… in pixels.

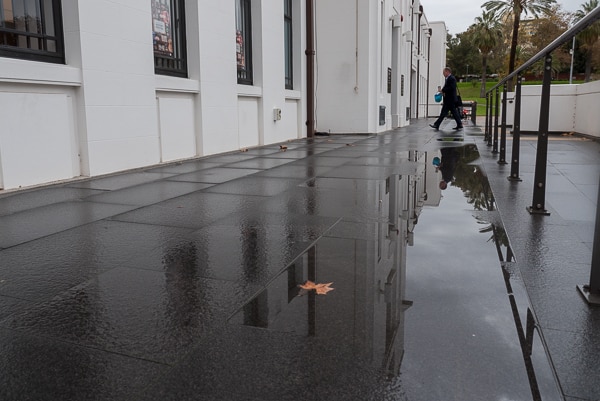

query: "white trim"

left=285, top=89, right=302, bottom=100
left=237, top=84, right=262, bottom=97
left=0, top=58, right=81, bottom=87
left=155, top=75, right=200, bottom=93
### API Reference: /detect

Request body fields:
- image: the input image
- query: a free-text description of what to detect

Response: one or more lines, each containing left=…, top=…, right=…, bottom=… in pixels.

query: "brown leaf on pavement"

left=298, top=280, right=334, bottom=295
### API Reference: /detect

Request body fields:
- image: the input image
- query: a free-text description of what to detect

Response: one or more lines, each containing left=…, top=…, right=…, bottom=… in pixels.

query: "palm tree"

left=472, top=11, right=503, bottom=97
left=483, top=0, right=557, bottom=90
left=574, top=0, right=600, bottom=82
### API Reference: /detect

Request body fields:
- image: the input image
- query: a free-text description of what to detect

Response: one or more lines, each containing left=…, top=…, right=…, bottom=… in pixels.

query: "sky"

left=422, top=0, right=586, bottom=35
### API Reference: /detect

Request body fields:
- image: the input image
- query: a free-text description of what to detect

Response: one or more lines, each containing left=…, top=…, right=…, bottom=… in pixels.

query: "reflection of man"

left=438, top=147, right=460, bottom=190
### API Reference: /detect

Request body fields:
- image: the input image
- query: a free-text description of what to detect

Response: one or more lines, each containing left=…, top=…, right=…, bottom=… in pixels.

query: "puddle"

left=230, top=143, right=561, bottom=399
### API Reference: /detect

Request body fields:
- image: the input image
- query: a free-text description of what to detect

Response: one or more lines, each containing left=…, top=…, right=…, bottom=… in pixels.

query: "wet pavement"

left=0, top=118, right=598, bottom=400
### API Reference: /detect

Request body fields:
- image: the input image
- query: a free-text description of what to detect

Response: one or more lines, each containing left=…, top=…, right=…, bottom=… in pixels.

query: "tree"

left=574, top=0, right=600, bottom=82
left=483, top=0, right=557, bottom=89
left=446, top=31, right=481, bottom=80
left=519, top=5, right=571, bottom=78
left=472, top=11, right=503, bottom=97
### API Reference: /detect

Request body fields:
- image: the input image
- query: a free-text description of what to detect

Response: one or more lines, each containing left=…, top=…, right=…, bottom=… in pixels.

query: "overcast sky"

left=422, top=0, right=587, bottom=35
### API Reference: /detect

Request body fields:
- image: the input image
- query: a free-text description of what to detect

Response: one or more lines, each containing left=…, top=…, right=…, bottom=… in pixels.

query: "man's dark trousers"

left=432, top=102, right=462, bottom=128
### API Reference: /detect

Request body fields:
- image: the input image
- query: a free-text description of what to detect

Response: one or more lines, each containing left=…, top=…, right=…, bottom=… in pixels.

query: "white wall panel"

left=575, top=80, right=600, bottom=139
left=238, top=97, right=260, bottom=149
left=0, top=93, right=78, bottom=189
left=282, top=99, right=300, bottom=141
left=75, top=0, right=160, bottom=176
left=87, top=136, right=159, bottom=175
left=157, top=95, right=197, bottom=162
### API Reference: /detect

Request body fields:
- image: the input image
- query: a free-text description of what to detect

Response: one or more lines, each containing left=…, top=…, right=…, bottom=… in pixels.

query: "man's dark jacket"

left=442, top=74, right=458, bottom=106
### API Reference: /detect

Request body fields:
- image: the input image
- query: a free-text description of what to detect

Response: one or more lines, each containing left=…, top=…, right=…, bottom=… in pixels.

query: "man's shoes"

left=452, top=126, right=463, bottom=130
left=429, top=124, right=439, bottom=130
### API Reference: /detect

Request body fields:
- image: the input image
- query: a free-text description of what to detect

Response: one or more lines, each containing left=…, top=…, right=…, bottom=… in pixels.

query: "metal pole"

left=484, top=94, right=490, bottom=142
left=577, top=176, right=600, bottom=305
left=487, top=93, right=494, bottom=147
left=498, top=83, right=508, bottom=164
left=471, top=101, right=477, bottom=125
left=569, top=36, right=575, bottom=85
left=527, top=54, right=552, bottom=215
left=493, top=88, right=500, bottom=154
left=305, top=0, right=315, bottom=138
left=508, top=75, right=523, bottom=181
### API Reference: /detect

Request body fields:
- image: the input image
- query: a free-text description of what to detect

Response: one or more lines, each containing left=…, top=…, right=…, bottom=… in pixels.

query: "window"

left=152, top=0, right=187, bottom=77
left=0, top=0, right=64, bottom=63
left=284, top=0, right=292, bottom=89
left=236, top=0, right=252, bottom=85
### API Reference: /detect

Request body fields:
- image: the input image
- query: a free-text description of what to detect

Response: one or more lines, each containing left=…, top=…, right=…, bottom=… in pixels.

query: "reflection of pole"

left=308, top=246, right=317, bottom=335
left=578, top=176, right=600, bottom=305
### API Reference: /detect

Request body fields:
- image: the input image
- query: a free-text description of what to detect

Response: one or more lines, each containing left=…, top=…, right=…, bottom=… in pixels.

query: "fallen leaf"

left=298, top=280, right=334, bottom=295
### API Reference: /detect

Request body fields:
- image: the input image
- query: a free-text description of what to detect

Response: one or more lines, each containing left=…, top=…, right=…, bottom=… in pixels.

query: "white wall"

left=313, top=0, right=429, bottom=134
left=0, top=0, right=309, bottom=190
left=427, top=21, right=447, bottom=118
left=574, top=80, right=600, bottom=138
left=0, top=0, right=432, bottom=190
left=74, top=0, right=160, bottom=176
left=314, top=0, right=371, bottom=133
left=506, top=81, right=599, bottom=139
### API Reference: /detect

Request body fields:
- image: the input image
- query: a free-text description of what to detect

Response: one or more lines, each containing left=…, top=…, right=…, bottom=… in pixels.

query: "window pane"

left=25, top=0, right=41, bottom=34
left=284, top=0, right=292, bottom=89
left=43, top=0, right=55, bottom=36
left=2, top=0, right=15, bottom=28
left=0, top=0, right=65, bottom=63
left=152, top=0, right=187, bottom=77
left=236, top=0, right=252, bottom=85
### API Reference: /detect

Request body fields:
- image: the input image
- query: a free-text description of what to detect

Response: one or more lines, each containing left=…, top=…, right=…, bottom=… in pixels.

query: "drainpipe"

left=409, top=0, right=414, bottom=119
left=415, top=6, right=422, bottom=118
left=426, top=28, right=431, bottom=118
left=306, top=0, right=315, bottom=138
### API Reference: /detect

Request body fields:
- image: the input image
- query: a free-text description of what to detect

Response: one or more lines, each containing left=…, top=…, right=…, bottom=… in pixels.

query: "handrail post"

left=487, top=93, right=493, bottom=146
left=508, top=75, right=523, bottom=181
left=484, top=93, right=490, bottom=142
left=527, top=54, right=552, bottom=215
left=493, top=88, right=500, bottom=154
left=577, top=176, right=600, bottom=305
left=498, top=83, right=508, bottom=164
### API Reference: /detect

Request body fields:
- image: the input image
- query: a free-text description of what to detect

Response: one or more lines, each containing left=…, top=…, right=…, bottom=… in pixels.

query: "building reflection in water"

left=230, top=153, right=427, bottom=376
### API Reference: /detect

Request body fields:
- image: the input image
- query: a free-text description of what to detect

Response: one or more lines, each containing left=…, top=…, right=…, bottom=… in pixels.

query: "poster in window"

left=152, top=0, right=173, bottom=57
left=236, top=30, right=245, bottom=71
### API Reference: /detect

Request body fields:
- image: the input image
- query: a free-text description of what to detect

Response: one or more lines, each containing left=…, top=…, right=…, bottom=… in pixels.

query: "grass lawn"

left=457, top=80, right=582, bottom=116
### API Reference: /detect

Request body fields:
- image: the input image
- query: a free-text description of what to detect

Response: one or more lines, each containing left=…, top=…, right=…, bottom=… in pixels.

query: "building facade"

left=0, top=0, right=440, bottom=190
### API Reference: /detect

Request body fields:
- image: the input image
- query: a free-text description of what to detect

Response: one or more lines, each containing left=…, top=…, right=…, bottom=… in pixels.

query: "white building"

left=0, top=0, right=443, bottom=191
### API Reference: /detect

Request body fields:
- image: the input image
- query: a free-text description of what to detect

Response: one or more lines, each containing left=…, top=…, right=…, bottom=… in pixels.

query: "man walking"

left=430, top=67, right=463, bottom=130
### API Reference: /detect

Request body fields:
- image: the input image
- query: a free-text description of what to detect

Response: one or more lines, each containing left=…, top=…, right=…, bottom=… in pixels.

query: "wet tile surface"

left=0, top=201, right=137, bottom=249
left=0, top=328, right=167, bottom=401
left=0, top=121, right=597, bottom=400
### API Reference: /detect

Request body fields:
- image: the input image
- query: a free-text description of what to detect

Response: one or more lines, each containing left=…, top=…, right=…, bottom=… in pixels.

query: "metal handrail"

left=487, top=5, right=600, bottom=94
left=481, top=5, right=600, bottom=306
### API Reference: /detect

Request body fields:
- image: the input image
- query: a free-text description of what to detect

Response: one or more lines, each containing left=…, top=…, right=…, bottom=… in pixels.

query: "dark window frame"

left=0, top=0, right=65, bottom=64
left=236, top=0, right=252, bottom=85
left=153, top=0, right=187, bottom=78
left=284, top=0, right=292, bottom=89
